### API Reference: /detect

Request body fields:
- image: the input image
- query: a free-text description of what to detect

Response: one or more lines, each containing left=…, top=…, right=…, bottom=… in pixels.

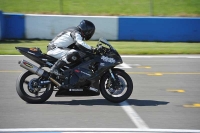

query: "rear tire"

left=16, top=71, right=53, bottom=104
left=100, top=69, right=133, bottom=103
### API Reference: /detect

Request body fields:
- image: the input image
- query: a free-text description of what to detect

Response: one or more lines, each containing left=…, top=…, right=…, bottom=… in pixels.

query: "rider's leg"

left=48, top=48, right=69, bottom=77
left=50, top=58, right=67, bottom=76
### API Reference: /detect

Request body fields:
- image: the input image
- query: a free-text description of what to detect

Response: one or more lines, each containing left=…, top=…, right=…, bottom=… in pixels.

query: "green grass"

left=0, top=0, right=199, bottom=16
left=1, top=1, right=199, bottom=55
left=0, top=40, right=200, bottom=55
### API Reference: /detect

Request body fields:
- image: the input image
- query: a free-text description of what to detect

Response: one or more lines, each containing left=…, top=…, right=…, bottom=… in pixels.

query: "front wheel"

left=100, top=69, right=133, bottom=103
left=16, top=71, right=53, bottom=104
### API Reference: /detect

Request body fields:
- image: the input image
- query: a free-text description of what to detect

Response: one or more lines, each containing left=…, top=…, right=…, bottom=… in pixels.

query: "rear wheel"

left=100, top=69, right=133, bottom=103
left=16, top=71, right=53, bottom=104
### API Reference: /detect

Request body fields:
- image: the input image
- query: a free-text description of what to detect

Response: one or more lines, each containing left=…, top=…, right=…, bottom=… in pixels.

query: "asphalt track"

left=0, top=55, right=200, bottom=133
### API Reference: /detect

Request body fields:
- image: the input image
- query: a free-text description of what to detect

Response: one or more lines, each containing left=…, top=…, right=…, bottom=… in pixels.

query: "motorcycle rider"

left=47, top=20, right=96, bottom=77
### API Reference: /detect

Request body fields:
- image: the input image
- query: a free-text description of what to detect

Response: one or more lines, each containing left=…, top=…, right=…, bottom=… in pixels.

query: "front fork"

left=108, top=69, right=121, bottom=92
left=109, top=69, right=116, bottom=81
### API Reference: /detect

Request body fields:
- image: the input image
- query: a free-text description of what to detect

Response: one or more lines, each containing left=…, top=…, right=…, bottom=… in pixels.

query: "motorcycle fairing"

left=55, top=86, right=100, bottom=96
left=55, top=53, right=122, bottom=97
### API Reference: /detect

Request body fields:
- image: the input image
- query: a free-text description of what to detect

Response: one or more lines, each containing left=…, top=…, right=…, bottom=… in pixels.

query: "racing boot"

left=58, top=84, right=70, bottom=90
left=50, top=59, right=66, bottom=78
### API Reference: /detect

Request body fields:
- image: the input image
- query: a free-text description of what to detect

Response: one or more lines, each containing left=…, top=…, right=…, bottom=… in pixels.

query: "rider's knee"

left=62, top=49, right=81, bottom=64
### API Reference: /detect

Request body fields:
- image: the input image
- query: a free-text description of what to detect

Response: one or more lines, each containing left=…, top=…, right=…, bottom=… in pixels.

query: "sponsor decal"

left=28, top=51, right=35, bottom=55
left=75, top=69, right=80, bottom=73
left=40, top=81, right=50, bottom=84
left=46, top=62, right=53, bottom=66
left=100, top=63, right=105, bottom=66
left=101, top=56, right=116, bottom=63
left=69, top=89, right=83, bottom=92
left=23, top=61, right=33, bottom=68
left=81, top=71, right=91, bottom=76
left=89, top=87, right=98, bottom=92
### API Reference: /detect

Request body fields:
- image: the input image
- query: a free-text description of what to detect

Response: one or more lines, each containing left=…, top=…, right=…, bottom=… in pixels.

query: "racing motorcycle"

left=16, top=38, right=133, bottom=103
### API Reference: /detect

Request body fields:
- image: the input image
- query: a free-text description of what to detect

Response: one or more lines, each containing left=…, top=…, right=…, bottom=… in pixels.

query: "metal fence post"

left=150, top=0, right=154, bottom=16
left=60, top=0, right=63, bottom=14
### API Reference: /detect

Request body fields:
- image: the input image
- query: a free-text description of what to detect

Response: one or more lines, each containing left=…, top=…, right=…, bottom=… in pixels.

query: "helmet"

left=77, top=20, right=95, bottom=40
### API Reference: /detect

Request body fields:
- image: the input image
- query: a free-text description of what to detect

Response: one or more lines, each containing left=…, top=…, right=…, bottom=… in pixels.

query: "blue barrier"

left=118, top=17, right=200, bottom=42
left=1, top=12, right=200, bottom=42
left=0, top=11, right=3, bottom=40
left=3, top=13, right=25, bottom=39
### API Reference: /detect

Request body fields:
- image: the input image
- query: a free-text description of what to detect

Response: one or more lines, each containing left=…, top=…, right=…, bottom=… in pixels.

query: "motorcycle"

left=15, top=38, right=133, bottom=103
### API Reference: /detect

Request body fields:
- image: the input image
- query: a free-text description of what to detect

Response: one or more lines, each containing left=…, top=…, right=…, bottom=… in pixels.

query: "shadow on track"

left=43, top=99, right=169, bottom=106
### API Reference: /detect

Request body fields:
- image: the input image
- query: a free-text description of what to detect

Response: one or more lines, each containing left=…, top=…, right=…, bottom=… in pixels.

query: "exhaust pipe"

left=19, top=60, right=61, bottom=86
left=19, top=60, right=49, bottom=78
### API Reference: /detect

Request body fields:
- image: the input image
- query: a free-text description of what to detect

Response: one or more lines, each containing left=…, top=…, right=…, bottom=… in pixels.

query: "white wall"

left=25, top=14, right=118, bottom=40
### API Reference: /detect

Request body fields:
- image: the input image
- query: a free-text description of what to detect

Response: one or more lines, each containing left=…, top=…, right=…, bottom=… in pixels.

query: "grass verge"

left=0, top=40, right=200, bottom=55
left=0, top=0, right=199, bottom=16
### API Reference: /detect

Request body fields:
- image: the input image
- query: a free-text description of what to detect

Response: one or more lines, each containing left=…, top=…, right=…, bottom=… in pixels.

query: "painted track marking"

left=2, top=55, right=200, bottom=59
left=147, top=73, right=163, bottom=76
left=0, top=71, right=22, bottom=73
left=127, top=72, right=200, bottom=75
left=137, top=66, right=151, bottom=69
left=116, top=63, right=132, bottom=68
left=119, top=101, right=149, bottom=129
left=167, top=89, right=185, bottom=93
left=121, top=55, right=200, bottom=58
left=1, top=128, right=200, bottom=133
left=183, top=103, right=200, bottom=108
left=1, top=71, right=200, bottom=75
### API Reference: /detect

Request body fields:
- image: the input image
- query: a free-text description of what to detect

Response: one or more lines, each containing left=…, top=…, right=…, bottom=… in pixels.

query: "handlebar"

left=96, top=44, right=109, bottom=55
left=94, top=38, right=117, bottom=55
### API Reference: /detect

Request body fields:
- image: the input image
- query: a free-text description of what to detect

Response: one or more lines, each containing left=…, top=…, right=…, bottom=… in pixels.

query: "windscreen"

left=99, top=38, right=116, bottom=51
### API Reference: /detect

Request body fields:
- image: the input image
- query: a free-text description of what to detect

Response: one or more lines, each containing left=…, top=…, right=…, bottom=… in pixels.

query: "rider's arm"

left=74, top=33, right=93, bottom=52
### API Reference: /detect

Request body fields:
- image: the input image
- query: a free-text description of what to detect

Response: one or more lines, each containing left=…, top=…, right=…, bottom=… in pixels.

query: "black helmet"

left=77, top=20, right=95, bottom=40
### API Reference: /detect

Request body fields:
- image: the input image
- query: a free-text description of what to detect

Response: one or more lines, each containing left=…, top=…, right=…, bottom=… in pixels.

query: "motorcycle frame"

left=15, top=40, right=124, bottom=96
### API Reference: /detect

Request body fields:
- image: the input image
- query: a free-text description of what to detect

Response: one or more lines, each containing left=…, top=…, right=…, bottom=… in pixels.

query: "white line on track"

left=187, top=56, right=200, bottom=59
left=119, top=101, right=149, bottom=129
left=121, top=55, right=200, bottom=58
left=116, top=63, right=132, bottom=68
left=1, top=128, right=200, bottom=133
left=1, top=55, right=200, bottom=59
left=0, top=55, right=23, bottom=56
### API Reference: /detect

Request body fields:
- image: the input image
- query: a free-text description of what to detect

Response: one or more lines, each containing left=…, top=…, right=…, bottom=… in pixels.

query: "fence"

left=0, top=0, right=199, bottom=17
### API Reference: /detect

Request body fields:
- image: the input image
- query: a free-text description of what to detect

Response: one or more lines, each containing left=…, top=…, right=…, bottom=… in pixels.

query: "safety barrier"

left=0, top=12, right=25, bottom=39
left=118, top=17, right=200, bottom=42
left=0, top=11, right=200, bottom=42
left=25, top=14, right=118, bottom=40
left=0, top=11, right=3, bottom=40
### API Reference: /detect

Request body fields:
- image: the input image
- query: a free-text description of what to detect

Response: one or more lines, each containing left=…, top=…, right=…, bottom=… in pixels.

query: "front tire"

left=16, top=71, right=53, bottom=104
left=100, top=69, right=133, bottom=103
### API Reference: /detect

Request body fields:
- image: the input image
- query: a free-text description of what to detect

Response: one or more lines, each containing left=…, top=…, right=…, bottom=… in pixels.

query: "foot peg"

left=58, top=84, right=70, bottom=90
